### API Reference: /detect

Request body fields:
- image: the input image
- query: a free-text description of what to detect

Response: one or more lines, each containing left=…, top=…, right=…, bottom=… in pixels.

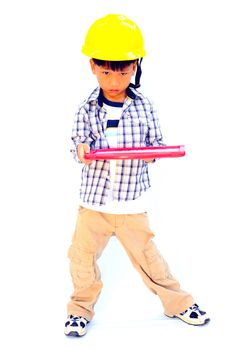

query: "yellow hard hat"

left=82, top=14, right=146, bottom=61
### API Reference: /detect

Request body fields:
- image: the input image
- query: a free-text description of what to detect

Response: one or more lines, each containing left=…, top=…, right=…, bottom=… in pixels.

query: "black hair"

left=92, top=58, right=137, bottom=71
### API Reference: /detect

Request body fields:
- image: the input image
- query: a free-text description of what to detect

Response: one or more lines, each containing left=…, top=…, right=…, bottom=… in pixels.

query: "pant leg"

left=115, top=213, right=194, bottom=316
left=67, top=207, right=113, bottom=320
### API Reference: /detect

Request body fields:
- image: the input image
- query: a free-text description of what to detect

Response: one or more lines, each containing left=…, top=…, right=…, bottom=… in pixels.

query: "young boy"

left=65, top=14, right=210, bottom=337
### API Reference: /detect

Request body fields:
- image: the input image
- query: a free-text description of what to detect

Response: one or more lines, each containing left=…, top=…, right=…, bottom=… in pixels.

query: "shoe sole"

left=165, top=314, right=211, bottom=326
left=65, top=331, right=86, bottom=337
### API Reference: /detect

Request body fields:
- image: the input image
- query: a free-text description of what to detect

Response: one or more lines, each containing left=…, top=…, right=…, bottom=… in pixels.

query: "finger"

left=77, top=145, right=84, bottom=161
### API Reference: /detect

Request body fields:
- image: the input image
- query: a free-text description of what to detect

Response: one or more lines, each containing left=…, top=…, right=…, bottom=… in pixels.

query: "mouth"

left=109, top=89, right=119, bottom=92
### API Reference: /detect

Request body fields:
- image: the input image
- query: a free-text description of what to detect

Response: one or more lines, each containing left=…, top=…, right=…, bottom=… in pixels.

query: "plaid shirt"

left=71, top=87, right=164, bottom=206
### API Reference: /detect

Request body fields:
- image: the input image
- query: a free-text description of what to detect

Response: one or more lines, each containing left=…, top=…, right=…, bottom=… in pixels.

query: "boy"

left=65, top=14, right=210, bottom=337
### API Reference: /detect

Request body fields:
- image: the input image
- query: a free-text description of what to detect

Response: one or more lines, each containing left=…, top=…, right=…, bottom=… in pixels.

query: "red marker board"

left=84, top=145, right=185, bottom=160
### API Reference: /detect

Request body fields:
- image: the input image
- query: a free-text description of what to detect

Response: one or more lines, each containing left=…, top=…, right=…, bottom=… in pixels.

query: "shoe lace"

left=180, top=303, right=199, bottom=316
left=70, top=315, right=88, bottom=323
left=191, top=303, right=199, bottom=311
left=191, top=304, right=206, bottom=316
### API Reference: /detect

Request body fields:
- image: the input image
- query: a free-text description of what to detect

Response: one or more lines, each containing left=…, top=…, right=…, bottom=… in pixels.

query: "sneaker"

left=64, top=315, right=88, bottom=337
left=166, top=304, right=210, bottom=326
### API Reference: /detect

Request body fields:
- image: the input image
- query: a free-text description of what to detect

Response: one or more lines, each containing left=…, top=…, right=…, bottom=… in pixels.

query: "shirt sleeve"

left=147, top=101, right=166, bottom=147
left=70, top=105, right=93, bottom=162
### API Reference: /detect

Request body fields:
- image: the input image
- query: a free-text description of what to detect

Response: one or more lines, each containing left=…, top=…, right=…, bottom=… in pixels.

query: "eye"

left=102, top=71, right=110, bottom=75
left=121, top=72, right=128, bottom=76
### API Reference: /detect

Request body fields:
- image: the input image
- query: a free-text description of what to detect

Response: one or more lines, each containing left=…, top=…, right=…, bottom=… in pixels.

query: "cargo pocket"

left=68, top=245, right=96, bottom=289
left=143, top=241, right=171, bottom=280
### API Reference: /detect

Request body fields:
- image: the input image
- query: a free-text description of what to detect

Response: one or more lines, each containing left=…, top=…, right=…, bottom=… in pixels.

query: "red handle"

left=84, top=145, right=185, bottom=160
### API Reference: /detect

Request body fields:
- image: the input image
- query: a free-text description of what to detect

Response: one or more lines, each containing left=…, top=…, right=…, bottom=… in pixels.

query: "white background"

left=0, top=0, right=232, bottom=349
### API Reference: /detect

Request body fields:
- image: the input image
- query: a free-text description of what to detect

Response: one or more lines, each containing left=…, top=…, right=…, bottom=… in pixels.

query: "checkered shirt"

left=71, top=87, right=164, bottom=205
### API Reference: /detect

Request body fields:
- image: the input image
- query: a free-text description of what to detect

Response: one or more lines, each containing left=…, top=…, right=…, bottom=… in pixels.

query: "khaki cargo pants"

left=67, top=206, right=194, bottom=321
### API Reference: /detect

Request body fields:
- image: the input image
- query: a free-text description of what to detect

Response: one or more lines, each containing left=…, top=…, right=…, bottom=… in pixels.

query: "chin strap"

left=129, top=58, right=143, bottom=89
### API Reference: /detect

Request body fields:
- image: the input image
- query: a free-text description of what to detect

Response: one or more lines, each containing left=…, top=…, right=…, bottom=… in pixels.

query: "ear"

left=89, top=59, right=96, bottom=74
left=132, top=60, right=138, bottom=75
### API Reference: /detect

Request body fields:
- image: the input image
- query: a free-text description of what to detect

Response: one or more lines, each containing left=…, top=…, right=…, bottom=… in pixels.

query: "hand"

left=144, top=158, right=154, bottom=163
left=77, top=144, right=93, bottom=165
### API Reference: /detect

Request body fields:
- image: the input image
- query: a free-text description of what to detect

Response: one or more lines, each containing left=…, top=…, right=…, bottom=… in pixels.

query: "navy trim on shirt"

left=98, top=87, right=136, bottom=107
left=102, top=95, right=123, bottom=108
left=106, top=120, right=120, bottom=128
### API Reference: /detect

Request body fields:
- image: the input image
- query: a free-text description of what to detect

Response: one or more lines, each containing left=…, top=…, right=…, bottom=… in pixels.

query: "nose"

left=109, top=75, right=120, bottom=88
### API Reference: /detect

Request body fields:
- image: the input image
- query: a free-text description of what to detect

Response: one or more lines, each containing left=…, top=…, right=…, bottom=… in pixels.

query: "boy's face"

left=90, top=59, right=137, bottom=102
